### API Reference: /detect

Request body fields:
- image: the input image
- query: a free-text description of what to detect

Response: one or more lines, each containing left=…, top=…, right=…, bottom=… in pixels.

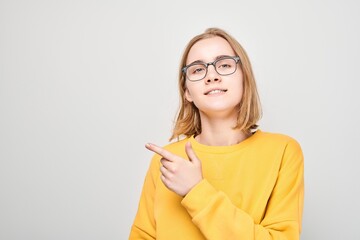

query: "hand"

left=145, top=142, right=203, bottom=197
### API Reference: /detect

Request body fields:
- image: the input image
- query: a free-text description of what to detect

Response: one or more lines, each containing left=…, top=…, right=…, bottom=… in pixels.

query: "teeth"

left=208, top=89, right=225, bottom=95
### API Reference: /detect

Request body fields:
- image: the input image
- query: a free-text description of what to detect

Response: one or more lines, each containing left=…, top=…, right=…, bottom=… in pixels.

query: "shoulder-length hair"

left=170, top=27, right=262, bottom=141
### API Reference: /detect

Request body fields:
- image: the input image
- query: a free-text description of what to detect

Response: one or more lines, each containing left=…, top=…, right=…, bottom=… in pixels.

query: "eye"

left=217, top=58, right=234, bottom=69
left=188, top=65, right=206, bottom=75
left=193, top=67, right=205, bottom=73
left=218, top=63, right=231, bottom=68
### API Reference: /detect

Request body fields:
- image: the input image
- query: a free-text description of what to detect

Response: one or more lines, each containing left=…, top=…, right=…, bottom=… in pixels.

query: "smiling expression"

left=185, top=36, right=243, bottom=117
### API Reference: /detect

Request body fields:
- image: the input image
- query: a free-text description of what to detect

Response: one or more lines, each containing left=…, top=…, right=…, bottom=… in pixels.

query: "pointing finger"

left=145, top=143, right=175, bottom=162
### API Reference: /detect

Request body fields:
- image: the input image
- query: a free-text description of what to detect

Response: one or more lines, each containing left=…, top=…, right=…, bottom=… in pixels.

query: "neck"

left=195, top=112, right=250, bottom=146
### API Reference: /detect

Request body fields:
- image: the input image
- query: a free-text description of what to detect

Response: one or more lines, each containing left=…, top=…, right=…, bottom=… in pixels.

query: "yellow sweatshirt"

left=129, top=130, right=304, bottom=240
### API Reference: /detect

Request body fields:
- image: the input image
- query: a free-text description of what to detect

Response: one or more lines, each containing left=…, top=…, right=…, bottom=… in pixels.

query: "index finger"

left=145, top=143, right=175, bottom=161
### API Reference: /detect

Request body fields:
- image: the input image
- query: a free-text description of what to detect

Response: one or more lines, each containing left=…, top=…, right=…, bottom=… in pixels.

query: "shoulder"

left=165, top=137, right=189, bottom=147
left=256, top=130, right=301, bottom=148
left=253, top=130, right=303, bottom=159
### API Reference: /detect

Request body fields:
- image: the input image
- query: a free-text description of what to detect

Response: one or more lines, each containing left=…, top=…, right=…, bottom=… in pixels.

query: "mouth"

left=204, top=89, right=228, bottom=95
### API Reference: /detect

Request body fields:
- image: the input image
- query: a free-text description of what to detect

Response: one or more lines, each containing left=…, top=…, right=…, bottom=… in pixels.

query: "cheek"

left=185, top=82, right=203, bottom=102
left=185, top=88, right=194, bottom=102
left=233, top=75, right=244, bottom=101
left=237, top=72, right=244, bottom=92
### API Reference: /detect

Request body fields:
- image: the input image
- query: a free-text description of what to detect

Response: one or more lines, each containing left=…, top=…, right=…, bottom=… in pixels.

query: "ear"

left=185, top=88, right=193, bottom=102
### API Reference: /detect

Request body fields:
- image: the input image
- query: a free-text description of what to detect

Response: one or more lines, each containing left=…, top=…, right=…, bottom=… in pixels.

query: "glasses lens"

left=186, top=64, right=207, bottom=81
left=215, top=58, right=237, bottom=75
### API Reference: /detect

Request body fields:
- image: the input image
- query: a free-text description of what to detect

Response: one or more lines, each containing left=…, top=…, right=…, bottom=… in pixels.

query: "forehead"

left=187, top=36, right=235, bottom=64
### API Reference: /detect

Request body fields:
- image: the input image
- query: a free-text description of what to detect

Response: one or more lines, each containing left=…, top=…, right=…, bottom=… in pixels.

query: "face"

left=185, top=36, right=243, bottom=117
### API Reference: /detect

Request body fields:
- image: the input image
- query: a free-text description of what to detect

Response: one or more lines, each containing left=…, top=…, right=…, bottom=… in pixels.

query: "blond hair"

left=170, top=28, right=262, bottom=141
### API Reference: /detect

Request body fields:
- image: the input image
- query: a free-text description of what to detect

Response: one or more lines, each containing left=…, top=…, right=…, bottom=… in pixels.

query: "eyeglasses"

left=182, top=56, right=241, bottom=82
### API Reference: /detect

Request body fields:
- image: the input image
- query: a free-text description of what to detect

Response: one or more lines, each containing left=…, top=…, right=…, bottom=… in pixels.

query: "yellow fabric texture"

left=129, top=130, right=304, bottom=240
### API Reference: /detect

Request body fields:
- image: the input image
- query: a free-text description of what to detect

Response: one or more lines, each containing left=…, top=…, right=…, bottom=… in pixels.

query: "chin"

left=200, top=105, right=239, bottom=116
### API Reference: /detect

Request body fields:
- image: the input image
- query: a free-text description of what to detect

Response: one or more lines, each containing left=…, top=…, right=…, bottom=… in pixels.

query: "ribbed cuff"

left=181, top=179, right=218, bottom=218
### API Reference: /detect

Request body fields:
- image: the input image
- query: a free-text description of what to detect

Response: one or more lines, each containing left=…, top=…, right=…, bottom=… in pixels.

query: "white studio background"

left=0, top=0, right=359, bottom=239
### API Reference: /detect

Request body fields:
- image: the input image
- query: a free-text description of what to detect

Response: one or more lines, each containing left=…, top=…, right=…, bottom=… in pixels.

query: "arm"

left=129, top=156, right=160, bottom=240
left=181, top=139, right=304, bottom=240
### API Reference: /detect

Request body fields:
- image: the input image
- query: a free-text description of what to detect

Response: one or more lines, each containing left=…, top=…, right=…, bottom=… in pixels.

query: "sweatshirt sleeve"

left=129, top=155, right=160, bottom=240
left=181, top=139, right=304, bottom=240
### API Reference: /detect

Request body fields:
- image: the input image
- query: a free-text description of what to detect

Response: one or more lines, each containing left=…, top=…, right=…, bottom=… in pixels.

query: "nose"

left=205, top=65, right=221, bottom=84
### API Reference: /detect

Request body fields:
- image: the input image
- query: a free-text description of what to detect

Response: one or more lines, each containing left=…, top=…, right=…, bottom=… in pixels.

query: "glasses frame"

left=182, top=56, right=241, bottom=82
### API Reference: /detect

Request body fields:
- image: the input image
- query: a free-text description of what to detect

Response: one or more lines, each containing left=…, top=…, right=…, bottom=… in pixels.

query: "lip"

left=204, top=88, right=228, bottom=95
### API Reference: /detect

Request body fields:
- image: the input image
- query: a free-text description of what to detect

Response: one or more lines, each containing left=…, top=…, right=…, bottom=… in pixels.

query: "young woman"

left=129, top=28, right=304, bottom=240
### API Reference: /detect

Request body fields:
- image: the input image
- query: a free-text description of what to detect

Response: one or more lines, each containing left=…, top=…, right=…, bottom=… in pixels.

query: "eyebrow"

left=187, top=55, right=232, bottom=66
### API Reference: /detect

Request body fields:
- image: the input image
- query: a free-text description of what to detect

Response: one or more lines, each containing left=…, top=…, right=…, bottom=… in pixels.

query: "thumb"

left=185, top=142, right=200, bottom=164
